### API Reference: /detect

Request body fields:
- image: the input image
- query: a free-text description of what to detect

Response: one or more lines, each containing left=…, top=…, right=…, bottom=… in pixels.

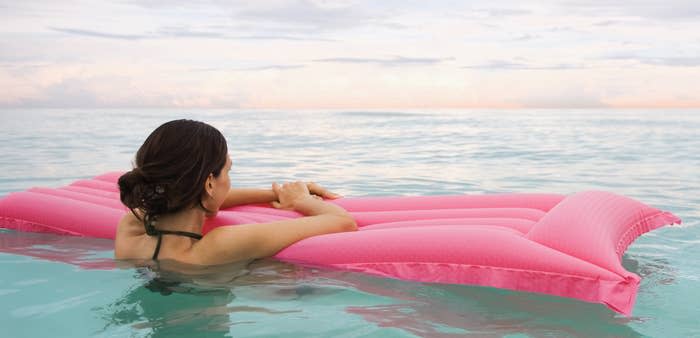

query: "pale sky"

left=1, top=0, right=699, bottom=109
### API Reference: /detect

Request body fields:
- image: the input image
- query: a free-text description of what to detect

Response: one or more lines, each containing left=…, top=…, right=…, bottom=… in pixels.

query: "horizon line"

left=1, top=105, right=699, bottom=110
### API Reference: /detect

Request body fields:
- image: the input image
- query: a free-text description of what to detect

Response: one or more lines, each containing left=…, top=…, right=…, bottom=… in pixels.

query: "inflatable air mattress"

left=0, top=172, right=680, bottom=315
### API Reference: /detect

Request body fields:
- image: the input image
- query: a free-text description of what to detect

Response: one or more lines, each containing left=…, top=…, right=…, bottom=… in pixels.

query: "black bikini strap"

left=156, top=229, right=203, bottom=240
left=150, top=230, right=202, bottom=260
left=152, top=233, right=163, bottom=260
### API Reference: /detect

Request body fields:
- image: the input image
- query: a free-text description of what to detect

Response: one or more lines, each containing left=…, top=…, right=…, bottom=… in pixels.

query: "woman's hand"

left=306, top=182, right=342, bottom=200
left=269, top=181, right=354, bottom=224
left=271, top=181, right=343, bottom=211
left=271, top=181, right=314, bottom=210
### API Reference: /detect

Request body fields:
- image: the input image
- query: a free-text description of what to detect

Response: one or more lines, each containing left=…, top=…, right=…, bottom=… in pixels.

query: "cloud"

left=0, top=62, right=49, bottom=69
left=637, top=57, right=700, bottom=67
left=49, top=25, right=337, bottom=42
left=553, top=0, right=700, bottom=20
left=313, top=56, right=454, bottom=67
left=123, top=0, right=397, bottom=36
left=49, top=27, right=148, bottom=40
left=220, top=35, right=334, bottom=42
left=238, top=65, right=306, bottom=71
left=463, top=60, right=586, bottom=70
left=7, top=76, right=243, bottom=108
left=474, top=8, right=532, bottom=17
left=236, top=1, right=370, bottom=31
left=592, top=20, right=622, bottom=27
left=16, top=78, right=100, bottom=108
left=157, top=26, right=224, bottom=39
left=156, top=24, right=337, bottom=41
left=190, top=65, right=306, bottom=72
left=520, top=94, right=608, bottom=108
left=605, top=55, right=700, bottom=67
left=515, top=84, right=609, bottom=108
left=511, top=34, right=539, bottom=41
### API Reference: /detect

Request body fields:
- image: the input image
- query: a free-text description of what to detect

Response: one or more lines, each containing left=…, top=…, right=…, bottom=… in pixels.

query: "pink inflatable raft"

left=0, top=172, right=680, bottom=315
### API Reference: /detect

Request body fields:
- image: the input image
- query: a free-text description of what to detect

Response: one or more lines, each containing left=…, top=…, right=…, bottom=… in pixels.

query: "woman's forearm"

left=221, top=188, right=277, bottom=209
left=292, top=196, right=353, bottom=218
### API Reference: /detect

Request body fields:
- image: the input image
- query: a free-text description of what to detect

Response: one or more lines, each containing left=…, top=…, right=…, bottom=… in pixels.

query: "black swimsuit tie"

left=151, top=229, right=203, bottom=260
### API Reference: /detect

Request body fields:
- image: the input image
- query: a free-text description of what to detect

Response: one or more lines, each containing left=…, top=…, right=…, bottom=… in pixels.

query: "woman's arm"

left=221, top=182, right=342, bottom=209
left=191, top=182, right=356, bottom=265
left=221, top=188, right=276, bottom=209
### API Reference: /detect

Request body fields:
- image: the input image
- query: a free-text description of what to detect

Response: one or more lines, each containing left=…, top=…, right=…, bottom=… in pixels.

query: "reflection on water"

left=1, top=229, right=646, bottom=336
left=624, top=255, right=677, bottom=286
left=0, top=230, right=115, bottom=269
left=0, top=227, right=688, bottom=337
left=325, top=272, right=643, bottom=337
left=99, top=283, right=236, bottom=337
left=97, top=255, right=652, bottom=337
left=99, top=262, right=304, bottom=337
left=96, top=259, right=357, bottom=337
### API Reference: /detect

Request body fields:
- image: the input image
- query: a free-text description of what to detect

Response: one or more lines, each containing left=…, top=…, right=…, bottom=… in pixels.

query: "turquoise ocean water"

left=0, top=109, right=697, bottom=337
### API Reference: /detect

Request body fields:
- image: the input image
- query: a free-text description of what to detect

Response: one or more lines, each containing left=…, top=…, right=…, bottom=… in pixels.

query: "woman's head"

left=118, top=119, right=230, bottom=232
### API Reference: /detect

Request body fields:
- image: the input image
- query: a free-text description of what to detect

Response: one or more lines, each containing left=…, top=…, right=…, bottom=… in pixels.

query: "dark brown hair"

left=118, top=119, right=228, bottom=234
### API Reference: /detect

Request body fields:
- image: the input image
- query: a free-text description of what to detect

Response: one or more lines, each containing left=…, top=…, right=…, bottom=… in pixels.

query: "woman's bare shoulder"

left=115, top=211, right=149, bottom=259
left=117, top=211, right=146, bottom=236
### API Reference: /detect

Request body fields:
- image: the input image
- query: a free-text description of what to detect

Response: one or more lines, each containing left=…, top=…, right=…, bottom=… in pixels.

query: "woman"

left=115, top=119, right=357, bottom=265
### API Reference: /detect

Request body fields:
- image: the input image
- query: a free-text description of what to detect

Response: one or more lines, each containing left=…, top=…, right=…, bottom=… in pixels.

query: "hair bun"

left=118, top=168, right=146, bottom=189
left=119, top=168, right=170, bottom=217
left=118, top=168, right=147, bottom=210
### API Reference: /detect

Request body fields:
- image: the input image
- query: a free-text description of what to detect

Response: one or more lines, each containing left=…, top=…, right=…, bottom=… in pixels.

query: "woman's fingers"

left=273, top=181, right=340, bottom=209
left=307, top=182, right=343, bottom=199
left=324, top=191, right=342, bottom=199
left=271, top=183, right=283, bottom=209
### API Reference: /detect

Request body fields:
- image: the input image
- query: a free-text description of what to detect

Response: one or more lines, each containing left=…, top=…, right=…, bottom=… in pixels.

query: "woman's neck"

left=153, top=207, right=205, bottom=234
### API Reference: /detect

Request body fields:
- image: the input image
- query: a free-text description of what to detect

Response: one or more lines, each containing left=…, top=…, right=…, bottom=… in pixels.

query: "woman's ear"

left=204, top=174, right=215, bottom=197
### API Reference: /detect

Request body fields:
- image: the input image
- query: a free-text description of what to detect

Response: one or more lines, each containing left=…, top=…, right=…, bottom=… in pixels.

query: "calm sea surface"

left=0, top=109, right=698, bottom=337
